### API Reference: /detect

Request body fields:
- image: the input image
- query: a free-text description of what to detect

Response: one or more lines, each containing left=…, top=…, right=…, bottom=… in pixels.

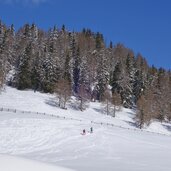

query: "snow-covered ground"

left=0, top=155, right=74, bottom=171
left=0, top=86, right=171, bottom=171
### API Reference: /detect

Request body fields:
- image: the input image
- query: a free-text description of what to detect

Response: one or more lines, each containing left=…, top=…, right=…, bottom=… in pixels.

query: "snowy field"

left=0, top=86, right=171, bottom=171
left=0, top=155, right=74, bottom=171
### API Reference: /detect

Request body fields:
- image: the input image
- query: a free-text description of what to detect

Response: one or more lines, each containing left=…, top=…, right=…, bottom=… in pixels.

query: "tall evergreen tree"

left=125, top=53, right=136, bottom=107
left=111, top=62, right=123, bottom=94
left=17, top=43, right=32, bottom=90
left=96, top=50, right=109, bottom=101
left=95, top=32, right=104, bottom=50
left=73, top=46, right=80, bottom=94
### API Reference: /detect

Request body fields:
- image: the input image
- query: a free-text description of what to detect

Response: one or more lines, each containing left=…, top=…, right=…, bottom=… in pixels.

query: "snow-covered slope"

left=0, top=86, right=170, bottom=135
left=0, top=86, right=171, bottom=171
left=0, top=155, right=74, bottom=171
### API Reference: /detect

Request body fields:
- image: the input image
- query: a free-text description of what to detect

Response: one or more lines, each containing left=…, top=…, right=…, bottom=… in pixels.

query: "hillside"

left=0, top=86, right=171, bottom=135
left=0, top=87, right=171, bottom=171
left=0, top=21, right=171, bottom=125
left=0, top=155, right=74, bottom=171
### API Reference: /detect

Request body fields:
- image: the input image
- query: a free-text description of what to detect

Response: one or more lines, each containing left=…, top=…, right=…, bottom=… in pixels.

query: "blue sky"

left=0, top=0, right=170, bottom=69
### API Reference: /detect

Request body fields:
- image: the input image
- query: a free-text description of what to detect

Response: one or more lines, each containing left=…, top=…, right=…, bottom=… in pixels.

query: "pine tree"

left=63, top=52, right=71, bottom=83
left=109, top=41, right=113, bottom=49
left=153, top=68, right=170, bottom=122
left=31, top=51, right=41, bottom=91
left=125, top=52, right=136, bottom=107
left=96, top=50, right=109, bottom=101
left=167, top=71, right=171, bottom=121
left=0, top=69, right=3, bottom=90
left=41, top=46, right=59, bottom=92
left=111, top=62, right=123, bottom=95
left=17, top=44, right=32, bottom=90
left=95, top=32, right=104, bottom=50
left=0, top=36, right=6, bottom=89
left=0, top=20, right=5, bottom=45
left=62, top=24, right=65, bottom=32
left=133, top=54, right=147, bottom=103
left=0, top=24, right=16, bottom=88
left=133, top=70, right=144, bottom=103
left=72, top=42, right=81, bottom=94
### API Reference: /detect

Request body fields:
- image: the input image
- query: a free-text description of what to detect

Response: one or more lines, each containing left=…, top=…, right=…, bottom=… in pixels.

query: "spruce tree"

left=96, top=51, right=109, bottom=101
left=17, top=44, right=32, bottom=90
left=111, top=62, right=122, bottom=94
left=125, top=53, right=136, bottom=107
left=73, top=46, right=80, bottom=94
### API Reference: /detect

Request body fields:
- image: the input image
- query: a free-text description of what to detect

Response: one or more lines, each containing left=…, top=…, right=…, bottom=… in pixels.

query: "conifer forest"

left=0, top=21, right=171, bottom=128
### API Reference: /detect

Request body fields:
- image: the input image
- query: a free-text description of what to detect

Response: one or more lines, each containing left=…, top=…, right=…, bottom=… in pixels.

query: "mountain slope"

left=0, top=155, right=74, bottom=171
left=0, top=87, right=171, bottom=171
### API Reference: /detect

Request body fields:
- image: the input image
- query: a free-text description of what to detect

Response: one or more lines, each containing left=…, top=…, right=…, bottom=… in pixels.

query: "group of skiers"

left=82, top=127, right=93, bottom=135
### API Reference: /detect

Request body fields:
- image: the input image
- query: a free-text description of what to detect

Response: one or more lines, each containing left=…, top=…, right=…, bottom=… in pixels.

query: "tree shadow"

left=44, top=98, right=58, bottom=108
left=93, top=108, right=102, bottom=113
left=124, top=120, right=137, bottom=128
left=162, top=124, right=171, bottom=132
left=126, top=111, right=135, bottom=116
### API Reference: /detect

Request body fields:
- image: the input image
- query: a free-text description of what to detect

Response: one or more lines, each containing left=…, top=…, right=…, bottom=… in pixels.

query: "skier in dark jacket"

left=90, top=127, right=93, bottom=133
left=83, top=129, right=86, bottom=135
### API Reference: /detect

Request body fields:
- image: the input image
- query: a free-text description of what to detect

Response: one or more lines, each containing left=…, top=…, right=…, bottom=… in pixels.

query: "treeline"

left=0, top=20, right=170, bottom=128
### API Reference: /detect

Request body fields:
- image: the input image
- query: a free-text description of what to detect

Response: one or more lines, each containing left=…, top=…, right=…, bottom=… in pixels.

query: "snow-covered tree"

left=55, top=78, right=71, bottom=109
left=16, top=43, right=32, bottom=90
left=111, top=91, right=122, bottom=117
left=77, top=83, right=90, bottom=111
left=101, top=86, right=112, bottom=115
left=135, top=92, right=153, bottom=129
left=0, top=20, right=170, bottom=121
left=96, top=50, right=109, bottom=101
left=72, top=39, right=81, bottom=94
